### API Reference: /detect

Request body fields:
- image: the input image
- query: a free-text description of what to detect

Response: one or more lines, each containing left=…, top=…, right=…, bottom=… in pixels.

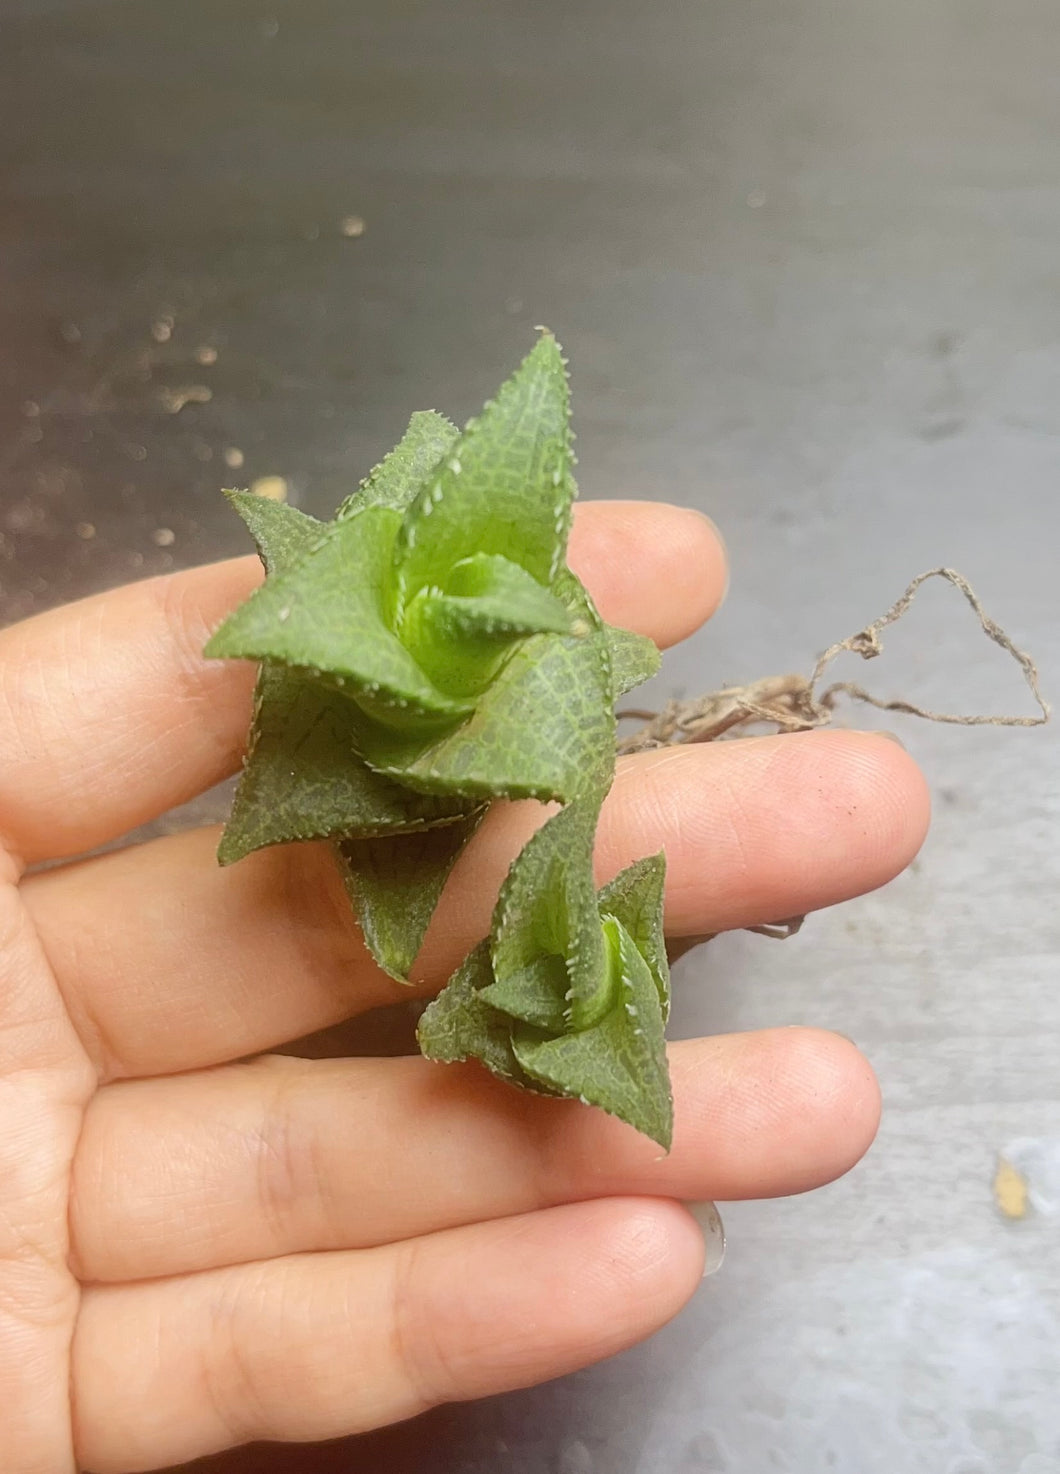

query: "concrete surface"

left=1, top=2, right=1058, bottom=1471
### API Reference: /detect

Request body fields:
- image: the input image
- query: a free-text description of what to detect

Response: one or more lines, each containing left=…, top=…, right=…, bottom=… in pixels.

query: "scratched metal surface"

left=1, top=2, right=1058, bottom=1472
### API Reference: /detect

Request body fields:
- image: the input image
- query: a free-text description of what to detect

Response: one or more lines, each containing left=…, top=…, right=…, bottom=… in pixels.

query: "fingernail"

left=684, top=1200, right=726, bottom=1276
left=875, top=730, right=906, bottom=748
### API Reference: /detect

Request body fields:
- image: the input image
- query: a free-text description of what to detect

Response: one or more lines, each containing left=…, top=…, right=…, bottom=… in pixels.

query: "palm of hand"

left=0, top=503, right=927, bottom=1474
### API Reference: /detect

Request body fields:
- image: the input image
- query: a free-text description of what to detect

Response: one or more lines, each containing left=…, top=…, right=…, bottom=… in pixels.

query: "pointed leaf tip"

left=338, top=410, right=459, bottom=519
left=392, top=335, right=575, bottom=619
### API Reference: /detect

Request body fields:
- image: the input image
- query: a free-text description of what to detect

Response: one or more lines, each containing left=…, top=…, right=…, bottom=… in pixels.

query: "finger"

left=0, top=501, right=725, bottom=867
left=566, top=501, right=726, bottom=638
left=71, top=1029, right=878, bottom=1283
left=27, top=730, right=928, bottom=1079
left=73, top=1197, right=704, bottom=1473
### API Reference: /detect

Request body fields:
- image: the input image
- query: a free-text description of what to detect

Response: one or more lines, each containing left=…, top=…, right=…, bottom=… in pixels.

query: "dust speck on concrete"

left=158, top=385, right=213, bottom=414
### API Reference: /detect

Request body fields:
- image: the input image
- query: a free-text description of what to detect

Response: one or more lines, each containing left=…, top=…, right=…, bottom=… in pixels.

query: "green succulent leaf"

left=336, top=808, right=485, bottom=982
left=400, top=553, right=575, bottom=699
left=478, top=958, right=569, bottom=1032
left=217, top=666, right=468, bottom=864
left=338, top=410, right=459, bottom=518
left=360, top=574, right=614, bottom=802
left=606, top=624, right=662, bottom=700
left=216, top=490, right=464, bottom=864
left=597, top=853, right=670, bottom=1021
left=511, top=915, right=673, bottom=1148
left=359, top=625, right=611, bottom=801
left=416, top=942, right=560, bottom=1095
left=224, top=490, right=327, bottom=573
left=206, top=505, right=473, bottom=726
left=391, top=334, right=574, bottom=621
left=490, top=798, right=609, bottom=1031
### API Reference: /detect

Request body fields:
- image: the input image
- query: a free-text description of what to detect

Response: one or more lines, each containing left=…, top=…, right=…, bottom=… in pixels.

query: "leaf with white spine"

left=215, top=491, right=468, bottom=863
left=338, top=410, right=459, bottom=518
left=489, top=797, right=609, bottom=1031
left=606, top=624, right=661, bottom=700
left=400, top=553, right=575, bottom=698
left=206, top=505, right=473, bottom=724
left=416, top=943, right=561, bottom=1095
left=478, top=958, right=569, bottom=1032
left=359, top=572, right=614, bottom=802
left=512, top=916, right=673, bottom=1148
left=223, top=490, right=326, bottom=573
left=337, top=808, right=485, bottom=982
left=217, top=668, right=467, bottom=864
left=596, top=853, right=670, bottom=1020
left=391, top=334, right=574, bottom=621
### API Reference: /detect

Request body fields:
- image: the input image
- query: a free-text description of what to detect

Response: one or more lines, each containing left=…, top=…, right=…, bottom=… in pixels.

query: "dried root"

left=627, top=568, right=1050, bottom=949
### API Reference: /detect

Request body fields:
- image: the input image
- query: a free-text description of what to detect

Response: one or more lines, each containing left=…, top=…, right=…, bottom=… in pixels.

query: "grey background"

left=1, top=2, right=1058, bottom=1471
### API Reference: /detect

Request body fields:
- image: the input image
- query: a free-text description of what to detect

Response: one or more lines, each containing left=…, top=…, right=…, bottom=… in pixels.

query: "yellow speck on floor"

left=994, top=1155, right=1029, bottom=1219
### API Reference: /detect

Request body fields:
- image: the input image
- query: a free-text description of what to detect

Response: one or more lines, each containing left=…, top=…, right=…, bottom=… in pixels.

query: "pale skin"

left=0, top=501, right=930, bottom=1473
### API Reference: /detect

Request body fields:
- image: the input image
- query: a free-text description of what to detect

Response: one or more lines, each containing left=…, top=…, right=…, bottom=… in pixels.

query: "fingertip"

left=653, top=504, right=730, bottom=625
left=607, top=728, right=932, bottom=937
left=663, top=1028, right=882, bottom=1201
left=569, top=500, right=729, bottom=647
left=609, top=1195, right=710, bottom=1282
left=820, top=728, right=932, bottom=876
left=402, top=1197, right=709, bottom=1410
left=778, top=1027, right=883, bottom=1185
left=578, top=1196, right=709, bottom=1330
left=689, top=508, right=730, bottom=617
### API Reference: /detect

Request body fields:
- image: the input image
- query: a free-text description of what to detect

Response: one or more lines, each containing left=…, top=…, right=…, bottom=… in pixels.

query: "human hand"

left=0, top=501, right=929, bottom=1472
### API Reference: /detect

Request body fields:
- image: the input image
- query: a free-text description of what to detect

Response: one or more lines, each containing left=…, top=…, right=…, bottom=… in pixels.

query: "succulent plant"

left=207, top=333, right=675, bottom=1145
